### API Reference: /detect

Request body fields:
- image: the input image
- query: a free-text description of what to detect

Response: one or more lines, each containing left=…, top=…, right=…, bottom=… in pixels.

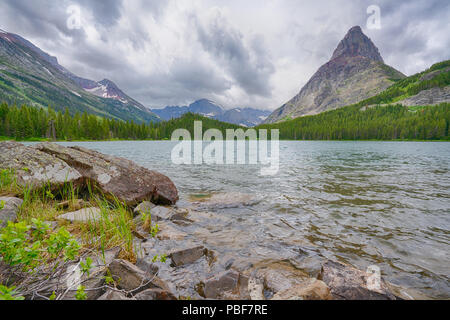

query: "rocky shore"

left=0, top=141, right=412, bottom=300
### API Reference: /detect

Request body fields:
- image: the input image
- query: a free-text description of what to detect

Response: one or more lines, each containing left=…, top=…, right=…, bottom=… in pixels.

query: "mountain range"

left=152, top=99, right=271, bottom=127
left=264, top=26, right=406, bottom=123
left=1, top=27, right=447, bottom=128
left=0, top=28, right=159, bottom=123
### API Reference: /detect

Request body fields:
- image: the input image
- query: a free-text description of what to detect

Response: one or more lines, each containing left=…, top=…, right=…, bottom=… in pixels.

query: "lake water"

left=41, top=141, right=450, bottom=299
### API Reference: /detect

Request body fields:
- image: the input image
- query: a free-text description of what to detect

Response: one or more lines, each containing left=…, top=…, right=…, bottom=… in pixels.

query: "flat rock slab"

left=58, top=207, right=102, bottom=223
left=157, top=221, right=188, bottom=241
left=35, top=142, right=178, bottom=206
left=0, top=197, right=23, bottom=227
left=271, top=279, right=332, bottom=300
left=203, top=270, right=250, bottom=300
left=318, top=260, right=398, bottom=300
left=169, top=246, right=206, bottom=267
left=0, top=141, right=82, bottom=189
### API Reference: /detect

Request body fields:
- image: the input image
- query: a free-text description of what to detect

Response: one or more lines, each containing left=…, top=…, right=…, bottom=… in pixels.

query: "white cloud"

left=0, top=0, right=448, bottom=110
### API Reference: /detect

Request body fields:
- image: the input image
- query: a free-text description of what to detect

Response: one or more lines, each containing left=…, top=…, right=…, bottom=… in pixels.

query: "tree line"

left=0, top=102, right=449, bottom=141
left=0, top=103, right=241, bottom=141
left=257, top=103, right=449, bottom=141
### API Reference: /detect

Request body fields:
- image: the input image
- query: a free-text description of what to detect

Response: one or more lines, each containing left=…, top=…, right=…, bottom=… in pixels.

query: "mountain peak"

left=331, top=26, right=383, bottom=63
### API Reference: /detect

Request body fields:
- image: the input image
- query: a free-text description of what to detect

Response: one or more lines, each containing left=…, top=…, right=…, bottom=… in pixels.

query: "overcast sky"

left=0, top=0, right=449, bottom=110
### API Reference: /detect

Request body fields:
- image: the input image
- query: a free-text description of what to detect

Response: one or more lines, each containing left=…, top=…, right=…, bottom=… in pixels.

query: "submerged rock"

left=0, top=197, right=23, bottom=227
left=157, top=221, right=188, bottom=241
left=318, top=260, right=399, bottom=300
left=190, top=192, right=260, bottom=210
left=35, top=142, right=178, bottom=206
left=271, top=279, right=332, bottom=300
left=0, top=141, right=82, bottom=189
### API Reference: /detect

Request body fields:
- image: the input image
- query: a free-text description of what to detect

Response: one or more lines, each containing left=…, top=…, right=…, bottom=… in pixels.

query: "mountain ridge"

left=264, top=26, right=405, bottom=123
left=0, top=29, right=159, bottom=123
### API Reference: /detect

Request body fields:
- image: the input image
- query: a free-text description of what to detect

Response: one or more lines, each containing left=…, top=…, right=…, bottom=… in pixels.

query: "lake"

left=35, top=140, right=450, bottom=299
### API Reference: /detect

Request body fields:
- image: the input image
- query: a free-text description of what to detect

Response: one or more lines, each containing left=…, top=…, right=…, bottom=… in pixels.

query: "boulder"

left=0, top=141, right=82, bottom=189
left=203, top=270, right=250, bottom=300
left=0, top=197, right=23, bottom=227
left=58, top=207, right=102, bottom=223
left=35, top=142, right=178, bottom=206
left=108, top=259, right=170, bottom=294
left=169, top=246, right=206, bottom=267
left=134, top=289, right=177, bottom=300
left=318, top=260, right=399, bottom=300
left=271, top=279, right=332, bottom=300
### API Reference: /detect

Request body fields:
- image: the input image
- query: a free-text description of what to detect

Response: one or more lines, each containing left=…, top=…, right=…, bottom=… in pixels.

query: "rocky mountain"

left=0, top=29, right=159, bottom=123
left=265, top=26, right=405, bottom=123
left=152, top=99, right=270, bottom=126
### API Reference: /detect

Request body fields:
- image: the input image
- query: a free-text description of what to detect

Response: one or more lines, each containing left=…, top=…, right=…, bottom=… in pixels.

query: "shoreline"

left=2, top=137, right=449, bottom=143
left=0, top=140, right=430, bottom=301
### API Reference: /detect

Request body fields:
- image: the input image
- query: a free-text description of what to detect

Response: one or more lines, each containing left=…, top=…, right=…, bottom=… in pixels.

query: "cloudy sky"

left=0, top=0, right=449, bottom=110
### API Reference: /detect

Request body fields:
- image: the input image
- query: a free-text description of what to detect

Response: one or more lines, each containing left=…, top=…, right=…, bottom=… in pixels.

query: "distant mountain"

left=152, top=99, right=270, bottom=126
left=265, top=26, right=405, bottom=123
left=218, top=108, right=271, bottom=127
left=0, top=29, right=159, bottom=123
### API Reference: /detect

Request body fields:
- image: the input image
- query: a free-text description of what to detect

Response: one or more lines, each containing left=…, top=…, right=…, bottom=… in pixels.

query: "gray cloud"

left=0, top=0, right=448, bottom=110
left=195, top=12, right=275, bottom=97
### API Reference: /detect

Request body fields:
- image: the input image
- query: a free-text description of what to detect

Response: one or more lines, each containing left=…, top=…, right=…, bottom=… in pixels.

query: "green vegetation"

left=0, top=169, right=164, bottom=299
left=258, top=103, right=449, bottom=140
left=0, top=102, right=242, bottom=141
left=0, top=60, right=449, bottom=142
left=355, top=60, right=450, bottom=106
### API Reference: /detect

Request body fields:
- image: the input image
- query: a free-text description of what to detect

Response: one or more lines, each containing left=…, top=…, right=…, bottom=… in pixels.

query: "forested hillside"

left=0, top=104, right=242, bottom=141
left=257, top=103, right=449, bottom=140
left=1, top=102, right=448, bottom=141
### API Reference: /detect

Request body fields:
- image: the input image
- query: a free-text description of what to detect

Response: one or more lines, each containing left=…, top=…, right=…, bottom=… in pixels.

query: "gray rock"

left=97, top=289, right=134, bottom=300
left=271, top=279, right=332, bottom=300
left=397, top=86, right=450, bottom=107
left=134, top=289, right=177, bottom=300
left=151, top=206, right=174, bottom=221
left=58, top=207, right=102, bottom=223
left=32, top=247, right=121, bottom=300
left=133, top=201, right=156, bottom=218
left=35, top=142, right=179, bottom=206
left=318, top=260, right=399, bottom=300
left=156, top=221, right=187, bottom=241
left=203, top=270, right=250, bottom=300
left=108, top=259, right=169, bottom=294
left=0, top=197, right=23, bottom=228
left=0, top=141, right=82, bottom=189
left=169, top=246, right=206, bottom=267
